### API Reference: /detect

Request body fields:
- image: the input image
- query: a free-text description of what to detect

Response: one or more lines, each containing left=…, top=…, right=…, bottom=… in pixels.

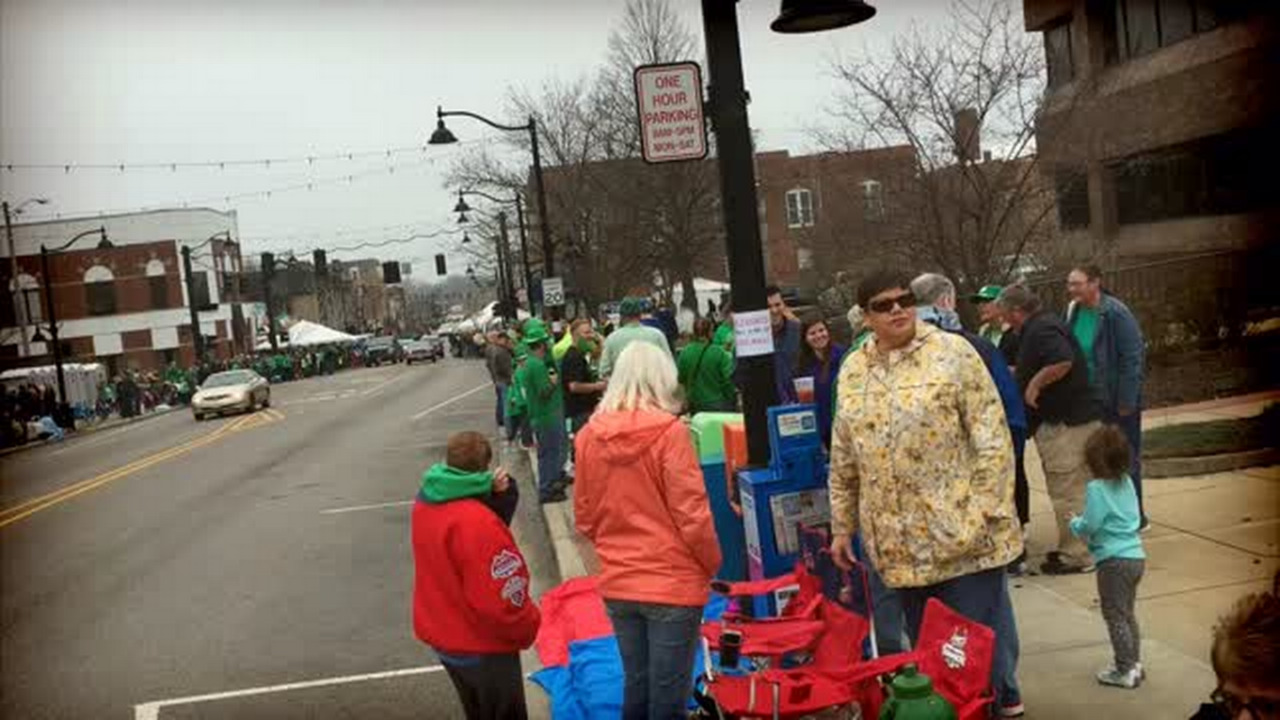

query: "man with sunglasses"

left=828, top=269, right=1025, bottom=717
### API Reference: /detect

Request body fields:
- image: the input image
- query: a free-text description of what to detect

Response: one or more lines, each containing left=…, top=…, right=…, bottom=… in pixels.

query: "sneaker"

left=1096, top=665, right=1142, bottom=688
left=1040, top=556, right=1095, bottom=575
left=1008, top=550, right=1028, bottom=577
left=999, top=701, right=1026, bottom=717
left=1102, top=661, right=1146, bottom=680
left=539, top=489, right=568, bottom=504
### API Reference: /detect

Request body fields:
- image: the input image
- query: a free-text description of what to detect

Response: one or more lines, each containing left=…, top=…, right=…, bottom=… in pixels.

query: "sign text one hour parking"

left=634, top=62, right=707, bottom=164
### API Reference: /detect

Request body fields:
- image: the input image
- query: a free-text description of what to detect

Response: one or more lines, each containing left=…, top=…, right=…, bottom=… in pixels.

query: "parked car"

left=365, top=336, right=402, bottom=366
left=403, top=340, right=440, bottom=365
left=419, top=335, right=446, bottom=359
left=192, top=370, right=270, bottom=421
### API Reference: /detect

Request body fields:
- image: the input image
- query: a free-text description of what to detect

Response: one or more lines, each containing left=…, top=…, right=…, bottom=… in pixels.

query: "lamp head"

left=428, top=118, right=458, bottom=145
left=770, top=0, right=876, bottom=33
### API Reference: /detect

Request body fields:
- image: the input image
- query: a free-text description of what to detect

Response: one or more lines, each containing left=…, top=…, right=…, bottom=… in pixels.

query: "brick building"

left=533, top=145, right=919, bottom=305
left=754, top=146, right=917, bottom=288
left=2, top=208, right=263, bottom=374
left=1025, top=0, right=1279, bottom=260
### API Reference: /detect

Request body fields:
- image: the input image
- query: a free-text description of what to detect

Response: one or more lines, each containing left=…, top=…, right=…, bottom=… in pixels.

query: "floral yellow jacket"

left=828, top=322, right=1020, bottom=588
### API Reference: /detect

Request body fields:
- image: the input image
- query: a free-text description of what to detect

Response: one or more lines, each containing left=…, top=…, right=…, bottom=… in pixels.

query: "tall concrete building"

left=1025, top=0, right=1278, bottom=259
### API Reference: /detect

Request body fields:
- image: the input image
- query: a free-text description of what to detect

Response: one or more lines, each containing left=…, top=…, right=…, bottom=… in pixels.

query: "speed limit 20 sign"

left=542, top=277, right=565, bottom=307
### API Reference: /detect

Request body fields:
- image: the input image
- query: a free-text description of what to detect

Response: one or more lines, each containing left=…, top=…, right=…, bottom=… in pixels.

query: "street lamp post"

left=454, top=189, right=526, bottom=321
left=3, top=197, right=50, bottom=358
left=700, top=0, right=875, bottom=465
left=182, top=231, right=232, bottom=365
left=430, top=107, right=558, bottom=318
left=37, top=226, right=111, bottom=427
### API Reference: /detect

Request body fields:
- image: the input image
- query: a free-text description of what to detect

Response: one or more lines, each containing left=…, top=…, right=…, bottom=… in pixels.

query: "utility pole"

left=3, top=202, right=29, bottom=357
left=701, top=0, right=777, bottom=466
left=514, top=195, right=535, bottom=313
left=181, top=245, right=204, bottom=364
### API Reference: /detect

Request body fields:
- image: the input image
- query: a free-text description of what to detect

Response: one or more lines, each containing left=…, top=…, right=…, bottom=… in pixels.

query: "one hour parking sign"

left=634, top=62, right=707, bottom=164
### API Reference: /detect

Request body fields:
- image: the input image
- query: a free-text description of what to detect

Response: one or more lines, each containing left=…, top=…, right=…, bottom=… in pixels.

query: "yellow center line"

left=0, top=410, right=284, bottom=530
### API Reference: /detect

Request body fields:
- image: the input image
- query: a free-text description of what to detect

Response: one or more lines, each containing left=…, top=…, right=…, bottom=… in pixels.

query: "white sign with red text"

left=634, top=62, right=707, bottom=164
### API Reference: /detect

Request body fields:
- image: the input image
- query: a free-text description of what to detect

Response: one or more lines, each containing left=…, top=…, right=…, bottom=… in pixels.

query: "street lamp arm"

left=460, top=188, right=520, bottom=205
left=438, top=108, right=532, bottom=134
left=46, top=226, right=108, bottom=252
left=187, top=230, right=234, bottom=253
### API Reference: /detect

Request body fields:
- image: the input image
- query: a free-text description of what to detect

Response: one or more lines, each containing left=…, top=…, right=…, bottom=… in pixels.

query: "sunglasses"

left=1212, top=688, right=1280, bottom=719
left=867, top=292, right=917, bottom=314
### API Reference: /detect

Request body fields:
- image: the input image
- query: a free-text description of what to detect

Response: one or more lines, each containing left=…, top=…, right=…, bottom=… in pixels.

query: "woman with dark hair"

left=795, top=317, right=846, bottom=447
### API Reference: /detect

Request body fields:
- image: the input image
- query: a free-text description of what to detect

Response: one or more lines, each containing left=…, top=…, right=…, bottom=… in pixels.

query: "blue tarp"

left=531, top=595, right=728, bottom=719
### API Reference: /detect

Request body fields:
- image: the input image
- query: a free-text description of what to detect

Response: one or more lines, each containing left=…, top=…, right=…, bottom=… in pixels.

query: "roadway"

left=0, top=359, right=555, bottom=719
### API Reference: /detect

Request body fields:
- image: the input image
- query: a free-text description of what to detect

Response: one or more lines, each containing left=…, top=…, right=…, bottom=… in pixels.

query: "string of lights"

left=0, top=134, right=502, bottom=173
left=21, top=155, right=443, bottom=223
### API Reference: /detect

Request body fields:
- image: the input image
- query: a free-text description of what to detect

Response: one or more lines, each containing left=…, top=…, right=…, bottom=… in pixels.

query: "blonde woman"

left=573, top=341, right=721, bottom=720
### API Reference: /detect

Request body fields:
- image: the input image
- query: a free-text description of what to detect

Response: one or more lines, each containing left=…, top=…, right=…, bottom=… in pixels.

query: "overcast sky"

left=1, top=0, right=953, bottom=275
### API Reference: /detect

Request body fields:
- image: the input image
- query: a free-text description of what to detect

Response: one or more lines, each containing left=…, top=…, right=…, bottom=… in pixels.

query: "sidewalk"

left=536, top=393, right=1278, bottom=718
left=0, top=405, right=180, bottom=459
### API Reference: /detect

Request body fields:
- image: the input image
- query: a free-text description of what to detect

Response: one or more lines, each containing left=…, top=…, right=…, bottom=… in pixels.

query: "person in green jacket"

left=505, top=344, right=532, bottom=447
left=677, top=317, right=737, bottom=414
left=520, top=323, right=567, bottom=503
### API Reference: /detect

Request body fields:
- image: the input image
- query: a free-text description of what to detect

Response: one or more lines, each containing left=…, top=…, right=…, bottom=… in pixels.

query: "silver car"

left=192, top=370, right=271, bottom=421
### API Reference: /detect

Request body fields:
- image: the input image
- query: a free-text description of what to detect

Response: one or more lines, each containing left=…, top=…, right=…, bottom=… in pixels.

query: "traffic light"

left=261, top=252, right=275, bottom=276
left=434, top=253, right=447, bottom=276
left=313, top=249, right=327, bottom=276
left=382, top=261, right=402, bottom=284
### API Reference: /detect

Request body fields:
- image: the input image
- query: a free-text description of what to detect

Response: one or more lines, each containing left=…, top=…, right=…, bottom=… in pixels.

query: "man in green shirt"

left=520, top=323, right=568, bottom=504
left=599, top=297, right=671, bottom=379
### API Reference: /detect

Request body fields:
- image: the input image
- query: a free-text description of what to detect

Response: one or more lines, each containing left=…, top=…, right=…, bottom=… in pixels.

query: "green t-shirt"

left=712, top=321, right=735, bottom=351
left=676, top=340, right=737, bottom=412
left=521, top=354, right=563, bottom=429
left=1072, top=305, right=1100, bottom=383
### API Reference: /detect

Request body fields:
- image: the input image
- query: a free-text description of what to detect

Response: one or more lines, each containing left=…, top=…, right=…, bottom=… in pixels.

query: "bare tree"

left=445, top=0, right=723, bottom=314
left=822, top=0, right=1059, bottom=291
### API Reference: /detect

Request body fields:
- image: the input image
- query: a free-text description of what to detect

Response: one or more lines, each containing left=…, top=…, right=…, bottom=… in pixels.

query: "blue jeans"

left=604, top=600, right=702, bottom=720
left=494, top=384, right=508, bottom=429
left=534, top=418, right=566, bottom=499
left=1107, top=409, right=1144, bottom=518
left=898, top=566, right=1022, bottom=709
left=853, top=534, right=907, bottom=656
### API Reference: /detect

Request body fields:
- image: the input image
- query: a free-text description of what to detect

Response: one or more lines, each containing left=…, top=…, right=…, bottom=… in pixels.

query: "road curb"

left=0, top=406, right=180, bottom=459
left=526, top=447, right=594, bottom=581
left=1146, top=448, right=1280, bottom=478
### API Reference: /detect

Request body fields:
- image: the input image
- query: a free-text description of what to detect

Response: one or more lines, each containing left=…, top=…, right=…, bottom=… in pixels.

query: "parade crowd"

left=414, top=263, right=1279, bottom=720
left=1, top=343, right=367, bottom=450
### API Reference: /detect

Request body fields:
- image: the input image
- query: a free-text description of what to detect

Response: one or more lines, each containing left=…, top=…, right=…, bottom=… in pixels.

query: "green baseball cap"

left=618, top=296, right=646, bottom=318
left=969, top=284, right=1003, bottom=303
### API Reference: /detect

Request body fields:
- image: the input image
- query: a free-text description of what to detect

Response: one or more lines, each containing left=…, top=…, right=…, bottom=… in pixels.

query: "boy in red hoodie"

left=412, top=431, right=540, bottom=719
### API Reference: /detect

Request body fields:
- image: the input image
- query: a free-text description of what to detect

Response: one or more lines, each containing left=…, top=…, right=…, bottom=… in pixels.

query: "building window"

left=1045, top=19, right=1074, bottom=89
left=785, top=188, right=815, bottom=228
left=1110, top=128, right=1272, bottom=225
left=1112, top=0, right=1220, bottom=63
left=10, top=274, right=42, bottom=325
left=150, top=276, right=169, bottom=309
left=861, top=180, right=885, bottom=221
left=1055, top=170, right=1091, bottom=230
left=84, top=265, right=116, bottom=316
left=190, top=271, right=212, bottom=309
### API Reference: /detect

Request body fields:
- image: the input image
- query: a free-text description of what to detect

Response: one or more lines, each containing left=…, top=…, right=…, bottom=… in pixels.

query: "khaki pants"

left=1034, top=420, right=1101, bottom=566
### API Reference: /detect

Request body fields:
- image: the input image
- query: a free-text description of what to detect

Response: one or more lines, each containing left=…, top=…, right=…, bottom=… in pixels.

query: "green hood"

left=418, top=463, right=493, bottom=503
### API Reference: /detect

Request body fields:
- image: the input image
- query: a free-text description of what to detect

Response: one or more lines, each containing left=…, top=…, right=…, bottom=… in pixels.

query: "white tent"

left=287, top=320, right=357, bottom=347
left=0, top=363, right=106, bottom=411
